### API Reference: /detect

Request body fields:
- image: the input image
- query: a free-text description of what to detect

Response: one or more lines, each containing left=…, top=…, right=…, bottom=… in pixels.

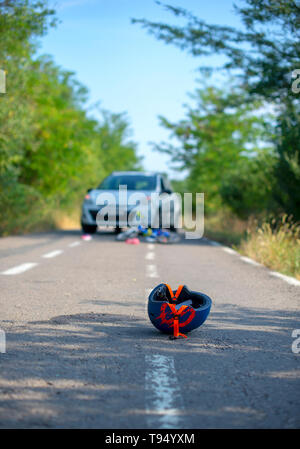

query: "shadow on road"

left=0, top=303, right=299, bottom=428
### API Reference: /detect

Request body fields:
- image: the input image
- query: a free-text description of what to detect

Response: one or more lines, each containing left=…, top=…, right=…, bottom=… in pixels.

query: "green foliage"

left=273, top=102, right=300, bottom=219
left=0, top=0, right=57, bottom=60
left=97, top=110, right=140, bottom=175
left=154, top=83, right=274, bottom=215
left=220, top=149, right=276, bottom=219
left=0, top=1, right=140, bottom=235
left=133, top=0, right=299, bottom=103
left=239, top=215, right=300, bottom=280
left=133, top=0, right=300, bottom=220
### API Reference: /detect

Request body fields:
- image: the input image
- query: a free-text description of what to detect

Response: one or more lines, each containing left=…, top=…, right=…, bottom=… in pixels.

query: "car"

left=80, top=171, right=181, bottom=234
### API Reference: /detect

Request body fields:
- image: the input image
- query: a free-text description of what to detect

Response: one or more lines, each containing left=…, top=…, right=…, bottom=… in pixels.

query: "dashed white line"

left=0, top=329, right=6, bottom=353
left=42, top=250, right=63, bottom=259
left=145, top=354, right=184, bottom=429
left=147, top=244, right=155, bottom=250
left=240, top=256, right=262, bottom=267
left=145, top=252, right=155, bottom=261
left=1, top=241, right=78, bottom=276
left=222, top=247, right=238, bottom=255
left=146, top=264, right=158, bottom=278
left=270, top=271, right=300, bottom=287
left=68, top=241, right=81, bottom=248
left=1, top=263, right=38, bottom=275
left=222, top=246, right=300, bottom=286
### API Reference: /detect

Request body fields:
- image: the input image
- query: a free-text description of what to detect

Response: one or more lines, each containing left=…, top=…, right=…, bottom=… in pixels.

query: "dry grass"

left=204, top=210, right=300, bottom=280
left=238, top=215, right=300, bottom=280
left=53, top=210, right=81, bottom=230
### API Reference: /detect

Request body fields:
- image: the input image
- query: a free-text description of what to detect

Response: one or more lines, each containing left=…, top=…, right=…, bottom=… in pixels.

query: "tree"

left=152, top=83, right=274, bottom=215
left=133, top=0, right=300, bottom=219
left=0, top=1, right=141, bottom=235
left=0, top=0, right=56, bottom=177
left=220, top=149, right=276, bottom=219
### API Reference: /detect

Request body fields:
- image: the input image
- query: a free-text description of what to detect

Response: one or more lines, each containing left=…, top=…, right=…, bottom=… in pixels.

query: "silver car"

left=81, top=171, right=181, bottom=234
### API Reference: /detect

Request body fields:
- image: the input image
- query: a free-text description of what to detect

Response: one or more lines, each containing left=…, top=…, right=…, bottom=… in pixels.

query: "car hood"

left=90, top=189, right=155, bottom=206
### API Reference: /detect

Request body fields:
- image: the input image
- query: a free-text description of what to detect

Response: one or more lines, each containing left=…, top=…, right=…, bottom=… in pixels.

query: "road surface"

left=0, top=230, right=299, bottom=428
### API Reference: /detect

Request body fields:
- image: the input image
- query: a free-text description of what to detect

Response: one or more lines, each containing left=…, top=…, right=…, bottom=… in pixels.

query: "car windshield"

left=97, top=174, right=157, bottom=191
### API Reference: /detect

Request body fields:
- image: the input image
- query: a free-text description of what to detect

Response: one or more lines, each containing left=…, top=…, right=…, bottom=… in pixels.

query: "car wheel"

left=81, top=223, right=97, bottom=234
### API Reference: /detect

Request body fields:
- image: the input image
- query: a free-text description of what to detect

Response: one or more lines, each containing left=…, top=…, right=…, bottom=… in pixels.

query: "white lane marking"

left=222, top=247, right=238, bottom=255
left=68, top=241, right=81, bottom=248
left=211, top=242, right=299, bottom=286
left=42, top=250, right=63, bottom=259
left=0, top=329, right=6, bottom=353
left=1, top=263, right=38, bottom=275
left=145, top=252, right=155, bottom=261
left=270, top=271, right=300, bottom=287
left=146, top=264, right=158, bottom=278
left=240, top=256, right=262, bottom=267
left=147, top=244, right=155, bottom=250
left=145, top=354, right=184, bottom=429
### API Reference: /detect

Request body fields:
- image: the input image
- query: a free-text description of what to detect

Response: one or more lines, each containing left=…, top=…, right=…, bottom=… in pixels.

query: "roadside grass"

left=0, top=196, right=81, bottom=236
left=53, top=209, right=81, bottom=230
left=238, top=216, right=300, bottom=280
left=0, top=194, right=56, bottom=236
left=205, top=211, right=300, bottom=281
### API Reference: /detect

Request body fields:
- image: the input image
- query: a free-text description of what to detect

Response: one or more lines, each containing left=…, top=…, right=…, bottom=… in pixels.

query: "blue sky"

left=40, top=0, right=243, bottom=178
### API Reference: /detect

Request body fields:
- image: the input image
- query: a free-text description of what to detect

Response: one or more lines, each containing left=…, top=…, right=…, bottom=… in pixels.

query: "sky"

left=40, top=0, right=243, bottom=179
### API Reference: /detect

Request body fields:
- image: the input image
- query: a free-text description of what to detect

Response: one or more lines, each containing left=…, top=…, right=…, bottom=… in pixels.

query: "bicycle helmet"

left=148, top=283, right=212, bottom=339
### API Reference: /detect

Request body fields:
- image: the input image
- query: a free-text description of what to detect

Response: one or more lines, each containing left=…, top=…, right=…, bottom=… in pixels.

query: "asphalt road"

left=0, top=229, right=299, bottom=429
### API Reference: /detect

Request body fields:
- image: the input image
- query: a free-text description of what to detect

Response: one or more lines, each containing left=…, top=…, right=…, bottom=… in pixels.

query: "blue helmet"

left=148, top=283, right=212, bottom=339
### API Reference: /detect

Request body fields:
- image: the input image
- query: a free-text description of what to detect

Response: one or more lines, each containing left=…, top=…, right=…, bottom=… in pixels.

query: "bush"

left=239, top=215, right=300, bottom=280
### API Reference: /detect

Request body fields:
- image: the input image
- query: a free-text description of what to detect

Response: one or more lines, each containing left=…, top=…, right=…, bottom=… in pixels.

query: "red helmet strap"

left=167, top=303, right=188, bottom=339
left=165, top=283, right=184, bottom=302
